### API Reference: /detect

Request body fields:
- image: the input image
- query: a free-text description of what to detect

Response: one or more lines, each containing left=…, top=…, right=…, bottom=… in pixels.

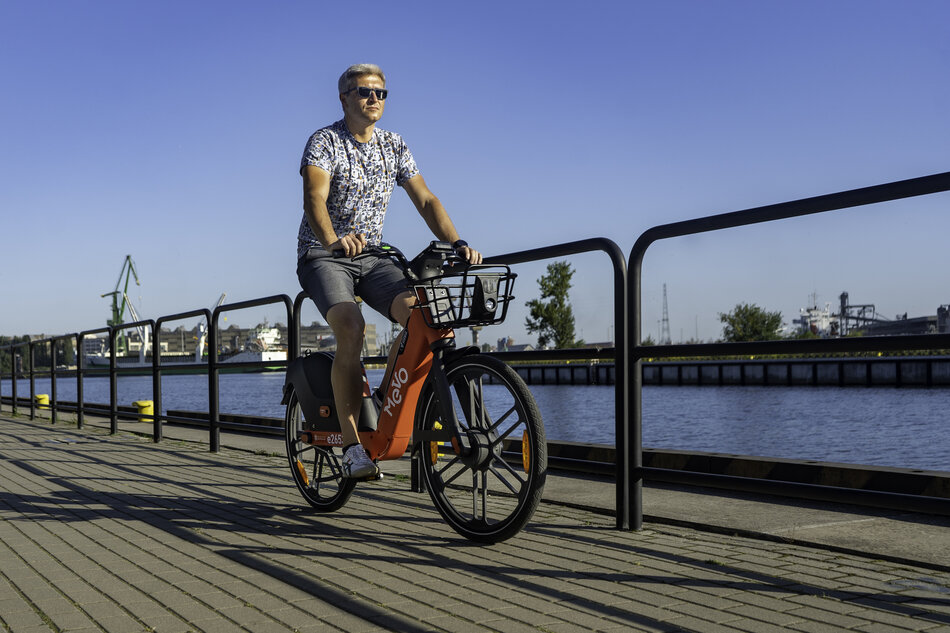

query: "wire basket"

left=413, top=265, right=516, bottom=329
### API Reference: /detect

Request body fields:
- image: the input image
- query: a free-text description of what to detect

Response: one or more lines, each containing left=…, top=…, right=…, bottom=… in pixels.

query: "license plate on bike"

left=301, top=430, right=345, bottom=446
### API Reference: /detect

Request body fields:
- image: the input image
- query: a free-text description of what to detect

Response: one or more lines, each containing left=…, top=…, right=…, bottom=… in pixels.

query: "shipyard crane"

left=122, top=292, right=150, bottom=363
left=195, top=293, right=227, bottom=361
left=101, top=255, right=140, bottom=354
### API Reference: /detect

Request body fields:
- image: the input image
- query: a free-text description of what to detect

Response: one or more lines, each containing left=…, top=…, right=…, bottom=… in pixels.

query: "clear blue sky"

left=2, top=1, right=949, bottom=347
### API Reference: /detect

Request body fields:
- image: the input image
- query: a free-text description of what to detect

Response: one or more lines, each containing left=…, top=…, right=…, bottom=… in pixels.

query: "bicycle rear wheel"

left=417, top=354, right=546, bottom=543
left=285, top=388, right=356, bottom=511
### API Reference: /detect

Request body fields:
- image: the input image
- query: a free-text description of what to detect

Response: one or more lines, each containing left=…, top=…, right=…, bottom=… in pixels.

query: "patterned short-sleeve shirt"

left=297, top=120, right=419, bottom=259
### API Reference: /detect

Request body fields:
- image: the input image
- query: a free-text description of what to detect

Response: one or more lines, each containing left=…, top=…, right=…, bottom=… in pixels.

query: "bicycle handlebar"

left=332, top=241, right=465, bottom=282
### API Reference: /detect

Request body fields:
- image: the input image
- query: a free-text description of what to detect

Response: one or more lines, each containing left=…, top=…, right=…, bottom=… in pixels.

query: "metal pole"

left=50, top=339, right=57, bottom=424
left=11, top=349, right=19, bottom=416
left=77, top=334, right=85, bottom=429
left=208, top=313, right=219, bottom=452
left=28, top=341, right=36, bottom=420
left=153, top=326, right=163, bottom=442
left=109, top=328, right=118, bottom=434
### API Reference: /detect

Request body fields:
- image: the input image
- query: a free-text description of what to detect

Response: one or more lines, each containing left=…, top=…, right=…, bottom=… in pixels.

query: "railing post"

left=0, top=344, right=6, bottom=414
left=77, top=333, right=85, bottom=429
left=28, top=341, right=36, bottom=420
left=109, top=328, right=118, bottom=434
left=49, top=338, right=57, bottom=424
left=208, top=312, right=220, bottom=452
left=11, top=346, right=19, bottom=416
left=152, top=325, right=163, bottom=443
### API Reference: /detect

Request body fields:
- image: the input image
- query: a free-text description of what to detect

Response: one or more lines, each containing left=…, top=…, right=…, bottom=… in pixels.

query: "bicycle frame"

left=294, top=288, right=466, bottom=462
left=288, top=242, right=515, bottom=464
left=361, top=300, right=456, bottom=461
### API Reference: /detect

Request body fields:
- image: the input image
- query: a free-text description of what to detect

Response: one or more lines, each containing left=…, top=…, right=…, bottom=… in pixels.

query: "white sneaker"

left=342, top=444, right=377, bottom=479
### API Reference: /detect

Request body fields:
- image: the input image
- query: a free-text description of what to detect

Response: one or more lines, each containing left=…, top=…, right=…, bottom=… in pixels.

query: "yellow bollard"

left=132, top=400, right=154, bottom=423
left=35, top=394, right=49, bottom=409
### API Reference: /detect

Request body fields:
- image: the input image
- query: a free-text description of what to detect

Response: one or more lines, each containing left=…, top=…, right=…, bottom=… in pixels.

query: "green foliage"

left=0, top=336, right=76, bottom=373
left=718, top=303, right=784, bottom=342
left=788, top=329, right=819, bottom=340
left=525, top=261, right=580, bottom=349
left=0, top=336, right=27, bottom=374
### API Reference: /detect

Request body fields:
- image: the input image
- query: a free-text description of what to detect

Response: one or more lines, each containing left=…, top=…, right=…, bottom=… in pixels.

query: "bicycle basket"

left=413, top=265, right=516, bottom=328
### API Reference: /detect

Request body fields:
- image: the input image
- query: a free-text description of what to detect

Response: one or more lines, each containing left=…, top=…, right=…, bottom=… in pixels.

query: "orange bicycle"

left=282, top=241, right=547, bottom=543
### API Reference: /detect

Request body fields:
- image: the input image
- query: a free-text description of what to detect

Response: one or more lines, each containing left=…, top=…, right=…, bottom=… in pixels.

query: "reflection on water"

left=4, top=375, right=947, bottom=472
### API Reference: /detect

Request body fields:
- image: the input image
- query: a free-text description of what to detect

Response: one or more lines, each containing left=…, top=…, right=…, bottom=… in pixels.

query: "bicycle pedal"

left=358, top=468, right=385, bottom=482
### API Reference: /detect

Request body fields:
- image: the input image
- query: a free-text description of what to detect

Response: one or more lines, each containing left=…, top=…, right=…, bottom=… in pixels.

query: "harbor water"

left=3, top=373, right=947, bottom=473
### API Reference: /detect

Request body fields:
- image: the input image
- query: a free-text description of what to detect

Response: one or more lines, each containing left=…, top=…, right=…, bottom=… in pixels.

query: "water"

left=3, top=374, right=947, bottom=473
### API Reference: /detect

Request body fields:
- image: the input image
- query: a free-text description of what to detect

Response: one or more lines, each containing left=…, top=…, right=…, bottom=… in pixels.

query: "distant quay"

left=510, top=355, right=950, bottom=387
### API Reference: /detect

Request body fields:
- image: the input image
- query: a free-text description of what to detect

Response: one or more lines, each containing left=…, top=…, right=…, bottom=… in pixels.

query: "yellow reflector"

left=294, top=459, right=310, bottom=486
left=522, top=432, right=530, bottom=471
left=429, top=421, right=443, bottom=465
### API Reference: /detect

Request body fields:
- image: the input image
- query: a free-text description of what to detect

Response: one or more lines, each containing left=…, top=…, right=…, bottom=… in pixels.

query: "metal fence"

left=3, top=170, right=950, bottom=530
left=628, top=170, right=950, bottom=528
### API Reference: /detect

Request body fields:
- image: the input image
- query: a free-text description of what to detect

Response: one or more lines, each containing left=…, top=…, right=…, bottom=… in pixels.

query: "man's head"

left=338, top=63, right=387, bottom=128
left=338, top=64, right=386, bottom=94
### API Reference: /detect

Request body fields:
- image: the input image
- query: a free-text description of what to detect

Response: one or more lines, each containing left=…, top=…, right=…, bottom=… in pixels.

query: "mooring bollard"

left=132, top=400, right=154, bottom=423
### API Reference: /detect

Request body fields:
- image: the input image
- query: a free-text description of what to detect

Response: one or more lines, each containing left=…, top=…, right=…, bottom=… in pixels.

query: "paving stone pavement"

left=1, top=414, right=949, bottom=633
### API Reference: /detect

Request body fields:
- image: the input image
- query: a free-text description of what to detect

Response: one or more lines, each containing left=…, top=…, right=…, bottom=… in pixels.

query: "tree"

left=718, top=303, right=784, bottom=342
left=525, top=261, right=580, bottom=349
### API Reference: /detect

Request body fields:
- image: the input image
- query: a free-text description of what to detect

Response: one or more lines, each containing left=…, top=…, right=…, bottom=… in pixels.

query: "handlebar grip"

left=332, top=245, right=384, bottom=259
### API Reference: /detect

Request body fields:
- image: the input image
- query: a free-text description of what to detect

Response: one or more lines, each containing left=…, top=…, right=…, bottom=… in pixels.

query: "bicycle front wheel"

left=416, top=354, right=546, bottom=543
left=285, top=388, right=356, bottom=511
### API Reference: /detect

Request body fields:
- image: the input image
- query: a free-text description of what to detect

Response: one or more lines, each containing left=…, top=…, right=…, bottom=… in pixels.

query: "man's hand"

left=457, top=245, right=483, bottom=265
left=331, top=233, right=367, bottom=257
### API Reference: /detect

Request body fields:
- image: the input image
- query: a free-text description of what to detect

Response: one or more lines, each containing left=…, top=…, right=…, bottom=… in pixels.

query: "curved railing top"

left=484, top=236, right=626, bottom=274
left=629, top=170, right=950, bottom=268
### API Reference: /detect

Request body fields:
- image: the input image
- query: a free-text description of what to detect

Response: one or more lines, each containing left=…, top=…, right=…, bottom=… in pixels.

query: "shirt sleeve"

left=300, top=130, right=335, bottom=175
left=394, top=136, right=420, bottom=186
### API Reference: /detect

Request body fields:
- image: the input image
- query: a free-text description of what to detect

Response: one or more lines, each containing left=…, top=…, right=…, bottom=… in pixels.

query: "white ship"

left=221, top=324, right=287, bottom=364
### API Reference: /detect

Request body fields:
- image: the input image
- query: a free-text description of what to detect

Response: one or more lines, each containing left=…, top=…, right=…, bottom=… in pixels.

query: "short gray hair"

left=338, top=64, right=386, bottom=93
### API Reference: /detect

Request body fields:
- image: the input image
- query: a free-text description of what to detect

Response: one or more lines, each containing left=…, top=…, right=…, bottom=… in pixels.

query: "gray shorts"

left=296, top=248, right=410, bottom=322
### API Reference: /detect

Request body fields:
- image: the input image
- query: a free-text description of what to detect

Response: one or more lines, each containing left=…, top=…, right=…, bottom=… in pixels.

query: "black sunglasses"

left=344, top=86, right=388, bottom=100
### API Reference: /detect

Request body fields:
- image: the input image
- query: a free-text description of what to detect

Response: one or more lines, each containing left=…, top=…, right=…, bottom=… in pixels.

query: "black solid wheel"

left=285, top=389, right=356, bottom=511
left=417, top=354, right=546, bottom=543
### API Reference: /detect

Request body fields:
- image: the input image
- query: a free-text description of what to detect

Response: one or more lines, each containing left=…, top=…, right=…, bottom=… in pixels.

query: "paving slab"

left=0, top=413, right=948, bottom=633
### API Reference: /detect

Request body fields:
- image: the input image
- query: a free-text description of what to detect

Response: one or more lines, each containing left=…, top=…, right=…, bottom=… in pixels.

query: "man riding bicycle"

left=296, top=63, right=482, bottom=479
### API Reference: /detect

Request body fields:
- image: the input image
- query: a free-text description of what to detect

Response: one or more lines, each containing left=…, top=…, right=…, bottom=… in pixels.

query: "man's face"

left=340, top=74, right=386, bottom=125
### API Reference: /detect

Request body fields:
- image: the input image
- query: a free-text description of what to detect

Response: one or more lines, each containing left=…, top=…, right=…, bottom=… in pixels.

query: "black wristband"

left=453, top=239, right=468, bottom=249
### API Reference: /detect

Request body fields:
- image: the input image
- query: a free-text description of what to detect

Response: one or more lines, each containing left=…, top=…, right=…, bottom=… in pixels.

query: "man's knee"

left=390, top=291, right=416, bottom=326
left=326, top=303, right=365, bottom=347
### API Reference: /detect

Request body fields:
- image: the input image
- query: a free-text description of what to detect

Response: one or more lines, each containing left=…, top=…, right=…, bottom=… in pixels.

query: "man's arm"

left=302, top=165, right=366, bottom=256
left=403, top=174, right=482, bottom=264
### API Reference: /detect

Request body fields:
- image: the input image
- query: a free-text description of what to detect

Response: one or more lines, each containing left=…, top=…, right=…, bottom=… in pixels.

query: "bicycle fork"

left=419, top=339, right=472, bottom=458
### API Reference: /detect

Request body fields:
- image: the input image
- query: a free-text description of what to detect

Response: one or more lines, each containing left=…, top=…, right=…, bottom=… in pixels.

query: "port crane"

left=101, top=255, right=140, bottom=354
left=122, top=291, right=149, bottom=363
left=195, top=293, right=227, bottom=361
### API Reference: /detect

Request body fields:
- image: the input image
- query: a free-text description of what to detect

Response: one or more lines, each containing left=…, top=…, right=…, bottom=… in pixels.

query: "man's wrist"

left=452, top=239, right=468, bottom=249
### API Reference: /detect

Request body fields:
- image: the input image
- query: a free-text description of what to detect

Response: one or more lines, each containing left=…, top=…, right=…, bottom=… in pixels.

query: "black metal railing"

left=0, top=297, right=295, bottom=451
left=627, top=170, right=950, bottom=528
left=153, top=309, right=212, bottom=442
left=3, top=171, right=950, bottom=530
left=483, top=238, right=629, bottom=528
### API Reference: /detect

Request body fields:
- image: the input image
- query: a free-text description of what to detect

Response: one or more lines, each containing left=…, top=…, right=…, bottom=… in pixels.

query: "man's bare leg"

left=378, top=291, right=415, bottom=397
left=325, top=302, right=366, bottom=448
